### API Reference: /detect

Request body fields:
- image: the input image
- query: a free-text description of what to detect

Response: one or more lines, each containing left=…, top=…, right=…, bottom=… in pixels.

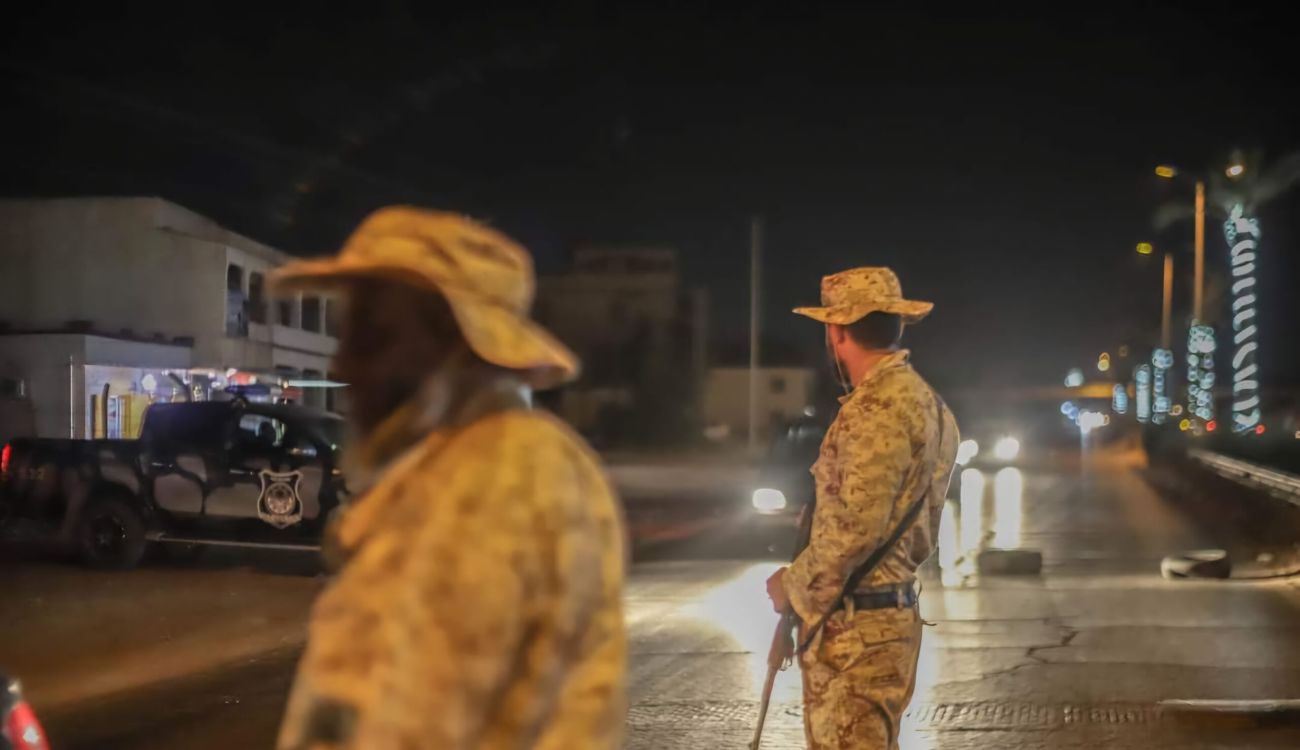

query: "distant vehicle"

left=744, top=403, right=1066, bottom=544
left=745, top=416, right=826, bottom=541
left=954, top=416, right=1026, bottom=469
left=747, top=408, right=1026, bottom=520
left=953, top=405, right=1088, bottom=469
left=0, top=400, right=348, bottom=569
left=1, top=673, right=49, bottom=750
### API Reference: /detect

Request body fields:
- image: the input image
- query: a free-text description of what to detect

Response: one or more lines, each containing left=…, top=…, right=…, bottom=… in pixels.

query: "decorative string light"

left=1135, top=365, right=1152, bottom=424
left=1224, top=204, right=1261, bottom=433
left=1152, top=349, right=1173, bottom=424
left=1186, top=325, right=1216, bottom=425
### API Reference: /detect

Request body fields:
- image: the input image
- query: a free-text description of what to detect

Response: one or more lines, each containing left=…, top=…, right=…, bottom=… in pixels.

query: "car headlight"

left=993, top=436, right=1021, bottom=461
left=956, top=439, right=979, bottom=466
left=752, top=488, right=787, bottom=513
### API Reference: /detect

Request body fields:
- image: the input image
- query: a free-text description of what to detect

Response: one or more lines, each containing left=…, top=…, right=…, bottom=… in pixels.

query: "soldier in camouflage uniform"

left=767, top=267, right=958, bottom=750
left=269, top=207, right=627, bottom=750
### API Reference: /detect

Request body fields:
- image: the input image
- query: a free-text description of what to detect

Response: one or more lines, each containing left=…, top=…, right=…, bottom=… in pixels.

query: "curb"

left=1160, top=699, right=1300, bottom=727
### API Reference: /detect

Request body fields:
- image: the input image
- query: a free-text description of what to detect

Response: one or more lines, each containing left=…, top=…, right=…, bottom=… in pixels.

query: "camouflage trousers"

left=799, top=605, right=922, bottom=750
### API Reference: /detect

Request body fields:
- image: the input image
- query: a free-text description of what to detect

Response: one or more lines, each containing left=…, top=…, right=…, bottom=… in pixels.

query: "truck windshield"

left=141, top=404, right=229, bottom=448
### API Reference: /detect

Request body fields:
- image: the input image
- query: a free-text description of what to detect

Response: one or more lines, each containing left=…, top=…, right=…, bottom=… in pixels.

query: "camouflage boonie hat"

left=793, top=267, right=933, bottom=325
left=269, top=206, right=579, bottom=390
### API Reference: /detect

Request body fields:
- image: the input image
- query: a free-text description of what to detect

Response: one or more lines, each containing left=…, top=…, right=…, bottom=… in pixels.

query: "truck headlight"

left=994, top=436, right=1021, bottom=461
left=752, top=488, right=787, bottom=513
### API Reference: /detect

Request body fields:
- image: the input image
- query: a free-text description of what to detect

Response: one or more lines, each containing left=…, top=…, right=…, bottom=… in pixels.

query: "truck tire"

left=77, top=495, right=148, bottom=570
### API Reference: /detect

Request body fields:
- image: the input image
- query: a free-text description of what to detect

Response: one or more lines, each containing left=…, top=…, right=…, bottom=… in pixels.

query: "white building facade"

left=0, top=197, right=339, bottom=438
left=703, top=367, right=816, bottom=444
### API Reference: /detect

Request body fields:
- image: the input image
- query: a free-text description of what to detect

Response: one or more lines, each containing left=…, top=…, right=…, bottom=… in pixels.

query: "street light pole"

left=748, top=215, right=763, bottom=453
left=1155, top=166, right=1218, bottom=428
left=1193, top=180, right=1205, bottom=321
left=1155, top=166, right=1208, bottom=321
left=1161, top=252, right=1174, bottom=350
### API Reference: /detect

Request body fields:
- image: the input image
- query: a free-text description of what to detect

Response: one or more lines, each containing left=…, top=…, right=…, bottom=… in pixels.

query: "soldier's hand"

left=766, top=567, right=790, bottom=613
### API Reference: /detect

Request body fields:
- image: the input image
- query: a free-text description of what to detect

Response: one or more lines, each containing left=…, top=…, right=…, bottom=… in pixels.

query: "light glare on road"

left=992, top=468, right=1024, bottom=549
left=677, top=562, right=796, bottom=700
left=959, top=468, right=986, bottom=553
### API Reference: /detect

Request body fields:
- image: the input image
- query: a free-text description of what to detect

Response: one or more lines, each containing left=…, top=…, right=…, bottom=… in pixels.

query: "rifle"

left=750, top=502, right=815, bottom=750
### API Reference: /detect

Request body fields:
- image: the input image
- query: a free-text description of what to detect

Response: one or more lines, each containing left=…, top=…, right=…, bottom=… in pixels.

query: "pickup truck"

left=0, top=400, right=348, bottom=569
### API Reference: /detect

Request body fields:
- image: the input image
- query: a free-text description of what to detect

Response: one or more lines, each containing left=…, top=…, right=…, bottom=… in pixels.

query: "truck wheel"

left=77, top=496, right=148, bottom=570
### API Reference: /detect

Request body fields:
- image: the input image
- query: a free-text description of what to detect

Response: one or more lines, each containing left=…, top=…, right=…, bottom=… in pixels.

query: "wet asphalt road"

left=15, top=458, right=1300, bottom=749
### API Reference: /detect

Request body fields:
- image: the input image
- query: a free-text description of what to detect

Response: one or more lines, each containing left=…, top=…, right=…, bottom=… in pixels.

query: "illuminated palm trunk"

left=1223, top=204, right=1261, bottom=432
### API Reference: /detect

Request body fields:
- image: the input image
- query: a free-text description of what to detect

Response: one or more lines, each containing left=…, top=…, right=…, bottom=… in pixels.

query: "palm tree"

left=1155, top=149, right=1300, bottom=433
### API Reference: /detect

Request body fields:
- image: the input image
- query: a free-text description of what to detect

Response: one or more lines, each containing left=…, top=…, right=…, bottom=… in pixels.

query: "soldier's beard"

left=825, top=327, right=852, bottom=396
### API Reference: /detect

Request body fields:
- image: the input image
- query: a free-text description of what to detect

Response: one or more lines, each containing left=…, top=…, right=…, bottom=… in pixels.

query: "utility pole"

left=749, top=216, right=763, bottom=453
left=1161, top=252, right=1174, bottom=350
left=68, top=356, right=76, bottom=438
left=1193, top=180, right=1206, bottom=321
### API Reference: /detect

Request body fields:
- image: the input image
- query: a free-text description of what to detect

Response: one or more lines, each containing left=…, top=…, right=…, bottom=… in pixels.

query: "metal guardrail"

left=1188, top=449, right=1300, bottom=507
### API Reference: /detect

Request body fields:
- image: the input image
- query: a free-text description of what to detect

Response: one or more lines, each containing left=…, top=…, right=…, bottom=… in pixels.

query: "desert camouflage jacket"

left=786, top=350, right=959, bottom=626
left=279, top=378, right=627, bottom=750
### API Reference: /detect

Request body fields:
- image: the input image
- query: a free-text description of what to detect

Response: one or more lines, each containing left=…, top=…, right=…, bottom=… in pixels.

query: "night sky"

left=4, top=4, right=1298, bottom=390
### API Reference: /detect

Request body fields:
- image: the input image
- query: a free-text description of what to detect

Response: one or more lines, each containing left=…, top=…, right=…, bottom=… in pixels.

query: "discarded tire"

left=1161, top=549, right=1232, bottom=580
left=977, top=548, right=1043, bottom=575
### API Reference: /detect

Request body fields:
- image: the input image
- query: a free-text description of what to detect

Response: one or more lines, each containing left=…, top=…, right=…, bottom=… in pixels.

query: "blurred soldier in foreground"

left=271, top=207, right=627, bottom=750
left=765, top=267, right=958, bottom=749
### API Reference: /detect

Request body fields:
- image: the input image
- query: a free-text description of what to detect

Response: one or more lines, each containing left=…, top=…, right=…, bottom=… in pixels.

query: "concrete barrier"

left=976, top=548, right=1043, bottom=575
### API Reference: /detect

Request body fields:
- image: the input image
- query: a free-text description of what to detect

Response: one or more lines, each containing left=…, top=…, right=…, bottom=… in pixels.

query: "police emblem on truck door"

left=258, top=470, right=304, bottom=528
